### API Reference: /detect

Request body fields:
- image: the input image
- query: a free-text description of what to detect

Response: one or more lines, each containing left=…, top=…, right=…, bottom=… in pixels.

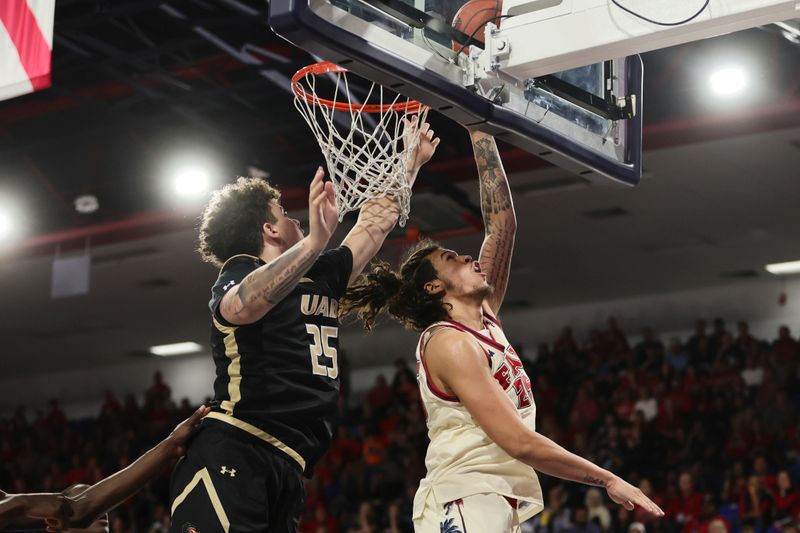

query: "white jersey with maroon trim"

left=412, top=310, right=544, bottom=523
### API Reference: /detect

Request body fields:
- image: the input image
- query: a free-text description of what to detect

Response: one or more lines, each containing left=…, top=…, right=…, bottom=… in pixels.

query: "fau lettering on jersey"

left=491, top=347, right=532, bottom=408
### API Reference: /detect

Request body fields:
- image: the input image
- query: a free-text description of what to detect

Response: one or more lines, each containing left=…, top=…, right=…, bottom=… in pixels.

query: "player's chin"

left=470, top=284, right=494, bottom=300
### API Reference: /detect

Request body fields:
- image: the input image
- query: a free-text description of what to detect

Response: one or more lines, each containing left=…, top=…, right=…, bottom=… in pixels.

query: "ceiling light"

left=0, top=213, right=12, bottom=239
left=174, top=169, right=210, bottom=196
left=149, top=341, right=204, bottom=356
left=709, top=67, right=746, bottom=96
left=765, top=260, right=800, bottom=276
left=74, top=194, right=99, bottom=214
left=0, top=201, right=24, bottom=245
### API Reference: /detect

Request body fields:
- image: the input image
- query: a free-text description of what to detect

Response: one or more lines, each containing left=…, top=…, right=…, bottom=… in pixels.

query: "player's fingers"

left=309, top=167, right=324, bottom=191
left=624, top=500, right=634, bottom=511
left=641, top=497, right=663, bottom=516
left=324, top=182, right=336, bottom=203
left=188, top=405, right=206, bottom=424
left=309, top=173, right=324, bottom=201
left=431, top=137, right=441, bottom=147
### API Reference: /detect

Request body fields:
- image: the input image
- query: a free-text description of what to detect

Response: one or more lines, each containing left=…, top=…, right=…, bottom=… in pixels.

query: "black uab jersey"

left=207, top=246, right=353, bottom=476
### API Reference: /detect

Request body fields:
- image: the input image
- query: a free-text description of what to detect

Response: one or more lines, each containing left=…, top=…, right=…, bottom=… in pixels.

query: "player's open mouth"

left=473, top=261, right=482, bottom=273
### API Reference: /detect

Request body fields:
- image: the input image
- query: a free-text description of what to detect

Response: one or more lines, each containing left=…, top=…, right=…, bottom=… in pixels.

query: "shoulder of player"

left=218, top=253, right=262, bottom=274
left=425, top=328, right=489, bottom=370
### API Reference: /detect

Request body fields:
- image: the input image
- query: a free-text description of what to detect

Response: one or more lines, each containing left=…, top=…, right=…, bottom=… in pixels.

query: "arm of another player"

left=22, top=406, right=210, bottom=530
left=342, top=118, right=440, bottom=286
left=220, top=168, right=339, bottom=325
left=425, top=330, right=665, bottom=518
left=0, top=490, right=69, bottom=530
left=470, top=129, right=517, bottom=315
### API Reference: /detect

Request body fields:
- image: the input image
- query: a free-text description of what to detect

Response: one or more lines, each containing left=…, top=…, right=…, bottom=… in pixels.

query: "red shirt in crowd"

left=666, top=492, right=703, bottom=525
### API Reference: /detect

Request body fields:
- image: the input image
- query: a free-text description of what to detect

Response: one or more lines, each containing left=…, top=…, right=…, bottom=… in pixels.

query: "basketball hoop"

left=292, top=61, right=429, bottom=226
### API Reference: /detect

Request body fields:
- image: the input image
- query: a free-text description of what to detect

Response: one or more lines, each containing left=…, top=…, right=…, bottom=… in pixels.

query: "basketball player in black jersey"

left=167, top=121, right=440, bottom=533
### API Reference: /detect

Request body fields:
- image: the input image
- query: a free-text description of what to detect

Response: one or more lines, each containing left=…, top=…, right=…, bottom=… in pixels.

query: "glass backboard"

left=269, top=0, right=643, bottom=185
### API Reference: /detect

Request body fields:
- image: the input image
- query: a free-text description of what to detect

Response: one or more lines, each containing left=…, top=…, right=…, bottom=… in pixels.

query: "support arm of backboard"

left=492, top=0, right=799, bottom=79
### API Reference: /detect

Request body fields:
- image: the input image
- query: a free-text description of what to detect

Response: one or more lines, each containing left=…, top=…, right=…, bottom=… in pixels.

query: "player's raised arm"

left=220, top=169, right=339, bottom=325
left=470, top=129, right=516, bottom=314
left=342, top=118, right=439, bottom=285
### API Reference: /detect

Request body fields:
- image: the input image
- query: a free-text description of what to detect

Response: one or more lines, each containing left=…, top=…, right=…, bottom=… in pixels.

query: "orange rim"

left=292, top=61, right=424, bottom=113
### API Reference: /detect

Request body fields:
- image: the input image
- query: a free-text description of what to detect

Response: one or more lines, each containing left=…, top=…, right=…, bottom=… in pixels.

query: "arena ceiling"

left=0, top=0, right=798, bottom=375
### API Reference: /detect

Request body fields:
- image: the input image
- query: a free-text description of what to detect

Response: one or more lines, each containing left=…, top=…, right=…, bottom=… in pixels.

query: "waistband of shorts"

left=202, top=412, right=306, bottom=472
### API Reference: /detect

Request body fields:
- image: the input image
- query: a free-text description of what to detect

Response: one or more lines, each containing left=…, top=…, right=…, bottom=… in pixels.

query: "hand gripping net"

left=292, top=62, right=429, bottom=226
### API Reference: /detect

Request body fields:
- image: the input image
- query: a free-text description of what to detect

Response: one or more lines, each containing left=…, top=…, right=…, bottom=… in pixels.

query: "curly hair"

left=339, top=239, right=450, bottom=332
left=197, top=177, right=281, bottom=267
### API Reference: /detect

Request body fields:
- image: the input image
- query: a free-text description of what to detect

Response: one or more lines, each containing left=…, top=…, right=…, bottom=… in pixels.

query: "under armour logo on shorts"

left=220, top=466, right=236, bottom=477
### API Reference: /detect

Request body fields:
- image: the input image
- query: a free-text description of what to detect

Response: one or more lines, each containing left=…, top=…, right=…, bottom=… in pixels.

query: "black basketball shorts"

left=168, top=419, right=305, bottom=533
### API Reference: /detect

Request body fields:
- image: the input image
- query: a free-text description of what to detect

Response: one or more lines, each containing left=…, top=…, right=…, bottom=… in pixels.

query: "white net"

left=293, top=64, right=429, bottom=226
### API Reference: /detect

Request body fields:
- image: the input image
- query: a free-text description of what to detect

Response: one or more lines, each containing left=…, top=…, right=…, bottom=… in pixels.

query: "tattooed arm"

left=471, top=130, right=517, bottom=314
left=220, top=168, right=339, bottom=325
left=220, top=239, right=323, bottom=324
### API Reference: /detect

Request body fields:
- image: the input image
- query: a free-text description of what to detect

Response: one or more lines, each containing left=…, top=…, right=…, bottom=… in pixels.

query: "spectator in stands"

left=531, top=485, right=573, bottom=532
left=687, top=319, right=709, bottom=361
left=585, top=488, right=611, bottom=532
left=774, top=470, right=799, bottom=525
left=144, top=371, right=170, bottom=407
left=773, top=325, right=799, bottom=363
left=665, top=337, right=690, bottom=372
left=710, top=318, right=728, bottom=353
left=554, top=326, right=579, bottom=355
left=707, top=518, right=729, bottom=533
left=366, top=375, right=392, bottom=414
left=634, top=387, right=658, bottom=423
left=735, top=321, right=756, bottom=352
left=45, top=399, right=67, bottom=430
left=628, top=522, right=645, bottom=533
left=568, top=506, right=601, bottom=533
left=738, top=474, right=773, bottom=529
left=740, top=353, right=765, bottom=389
left=666, top=472, right=703, bottom=529
left=606, top=316, right=630, bottom=353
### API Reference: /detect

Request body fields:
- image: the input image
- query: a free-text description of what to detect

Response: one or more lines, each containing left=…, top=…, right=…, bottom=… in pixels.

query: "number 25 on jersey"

left=306, top=324, right=338, bottom=378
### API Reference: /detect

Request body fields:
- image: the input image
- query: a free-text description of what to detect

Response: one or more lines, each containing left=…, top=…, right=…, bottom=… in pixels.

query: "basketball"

left=451, top=0, right=502, bottom=52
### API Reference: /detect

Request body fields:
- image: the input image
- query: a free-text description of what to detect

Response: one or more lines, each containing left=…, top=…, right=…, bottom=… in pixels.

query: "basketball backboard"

left=269, top=0, right=644, bottom=186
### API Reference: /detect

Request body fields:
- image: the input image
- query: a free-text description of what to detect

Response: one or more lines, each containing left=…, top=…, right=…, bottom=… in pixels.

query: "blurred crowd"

left=1, top=317, right=798, bottom=533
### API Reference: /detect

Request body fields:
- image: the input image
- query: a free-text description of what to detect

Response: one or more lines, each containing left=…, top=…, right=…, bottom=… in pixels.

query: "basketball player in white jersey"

left=340, top=128, right=665, bottom=532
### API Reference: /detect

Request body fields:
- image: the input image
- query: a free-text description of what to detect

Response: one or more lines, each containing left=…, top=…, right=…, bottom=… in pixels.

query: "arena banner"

left=0, top=0, right=54, bottom=102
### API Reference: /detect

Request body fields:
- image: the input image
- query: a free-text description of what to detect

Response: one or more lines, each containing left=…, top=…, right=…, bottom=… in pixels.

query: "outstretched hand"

left=606, top=476, right=664, bottom=517
left=167, top=405, right=211, bottom=458
left=404, top=115, right=440, bottom=172
left=307, top=167, right=339, bottom=249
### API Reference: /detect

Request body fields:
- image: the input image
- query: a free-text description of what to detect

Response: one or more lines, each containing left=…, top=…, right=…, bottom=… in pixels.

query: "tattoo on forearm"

left=480, top=225, right=513, bottom=296
left=473, top=136, right=515, bottom=306
left=233, top=241, right=319, bottom=311
left=474, top=137, right=512, bottom=221
left=584, top=475, right=607, bottom=487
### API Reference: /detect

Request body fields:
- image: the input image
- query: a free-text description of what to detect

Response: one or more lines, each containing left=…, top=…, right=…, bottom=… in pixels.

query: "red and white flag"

left=0, top=0, right=54, bottom=102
